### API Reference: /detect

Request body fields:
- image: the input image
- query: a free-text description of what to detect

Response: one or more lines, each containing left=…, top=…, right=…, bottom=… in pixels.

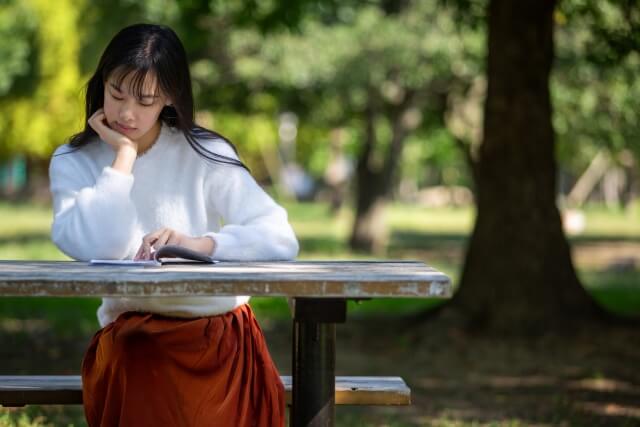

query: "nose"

left=118, top=100, right=136, bottom=124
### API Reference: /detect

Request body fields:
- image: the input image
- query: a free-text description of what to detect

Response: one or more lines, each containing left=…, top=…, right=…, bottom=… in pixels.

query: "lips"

left=115, top=122, right=136, bottom=132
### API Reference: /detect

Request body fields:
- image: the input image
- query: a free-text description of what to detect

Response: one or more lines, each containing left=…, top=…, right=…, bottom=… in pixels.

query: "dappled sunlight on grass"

left=575, top=204, right=640, bottom=238
left=579, top=270, right=640, bottom=317
left=386, top=204, right=475, bottom=234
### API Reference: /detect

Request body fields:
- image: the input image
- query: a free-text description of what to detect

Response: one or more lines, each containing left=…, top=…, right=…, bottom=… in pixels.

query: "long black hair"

left=64, top=23, right=246, bottom=169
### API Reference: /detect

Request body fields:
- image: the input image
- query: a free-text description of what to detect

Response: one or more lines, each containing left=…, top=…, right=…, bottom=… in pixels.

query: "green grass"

left=573, top=202, right=640, bottom=238
left=580, top=270, right=640, bottom=316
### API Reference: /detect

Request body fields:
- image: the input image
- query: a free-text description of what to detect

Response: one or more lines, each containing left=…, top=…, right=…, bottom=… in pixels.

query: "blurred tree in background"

left=230, top=1, right=483, bottom=251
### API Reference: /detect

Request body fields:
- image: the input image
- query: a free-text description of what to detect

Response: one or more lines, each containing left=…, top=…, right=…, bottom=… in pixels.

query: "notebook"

left=90, top=245, right=219, bottom=266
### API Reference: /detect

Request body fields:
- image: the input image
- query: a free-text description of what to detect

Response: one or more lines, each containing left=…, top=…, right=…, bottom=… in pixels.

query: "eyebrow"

left=108, top=82, right=159, bottom=99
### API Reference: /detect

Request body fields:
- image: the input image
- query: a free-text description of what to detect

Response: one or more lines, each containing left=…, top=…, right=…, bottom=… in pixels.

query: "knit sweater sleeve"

left=201, top=144, right=299, bottom=261
left=49, top=149, right=138, bottom=261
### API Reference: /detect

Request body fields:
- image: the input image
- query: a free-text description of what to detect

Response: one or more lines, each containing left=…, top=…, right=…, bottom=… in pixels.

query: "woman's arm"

left=202, top=150, right=299, bottom=261
left=49, top=152, right=139, bottom=261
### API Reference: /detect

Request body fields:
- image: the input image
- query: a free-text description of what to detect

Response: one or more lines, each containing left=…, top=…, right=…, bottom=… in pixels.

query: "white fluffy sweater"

left=49, top=124, right=299, bottom=327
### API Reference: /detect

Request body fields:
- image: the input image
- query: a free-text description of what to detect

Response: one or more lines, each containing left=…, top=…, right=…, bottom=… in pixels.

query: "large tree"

left=451, top=0, right=603, bottom=332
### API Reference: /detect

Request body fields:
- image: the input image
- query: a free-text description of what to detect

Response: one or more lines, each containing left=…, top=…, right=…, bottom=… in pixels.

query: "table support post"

left=290, top=298, right=346, bottom=427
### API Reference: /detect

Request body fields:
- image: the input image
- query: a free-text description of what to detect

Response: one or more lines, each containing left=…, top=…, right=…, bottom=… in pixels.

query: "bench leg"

left=290, top=298, right=346, bottom=427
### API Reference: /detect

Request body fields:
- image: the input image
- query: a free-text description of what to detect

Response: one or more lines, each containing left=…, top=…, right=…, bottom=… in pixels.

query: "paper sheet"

left=89, top=259, right=161, bottom=266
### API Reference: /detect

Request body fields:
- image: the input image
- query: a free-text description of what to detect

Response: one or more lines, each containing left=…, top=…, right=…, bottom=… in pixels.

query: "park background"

left=1, top=0, right=639, bottom=425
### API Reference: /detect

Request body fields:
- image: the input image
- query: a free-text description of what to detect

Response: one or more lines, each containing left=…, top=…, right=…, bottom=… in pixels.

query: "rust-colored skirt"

left=81, top=304, right=285, bottom=427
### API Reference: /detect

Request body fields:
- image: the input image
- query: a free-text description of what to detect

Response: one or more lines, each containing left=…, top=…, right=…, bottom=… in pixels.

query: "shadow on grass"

left=388, top=231, right=468, bottom=251
left=391, top=230, right=640, bottom=249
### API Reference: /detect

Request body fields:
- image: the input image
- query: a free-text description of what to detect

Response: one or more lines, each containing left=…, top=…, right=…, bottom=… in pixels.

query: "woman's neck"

left=135, top=121, right=162, bottom=156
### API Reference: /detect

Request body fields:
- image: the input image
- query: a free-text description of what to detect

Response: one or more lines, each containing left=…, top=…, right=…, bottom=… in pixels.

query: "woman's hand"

left=88, top=109, right=138, bottom=154
left=134, top=227, right=216, bottom=260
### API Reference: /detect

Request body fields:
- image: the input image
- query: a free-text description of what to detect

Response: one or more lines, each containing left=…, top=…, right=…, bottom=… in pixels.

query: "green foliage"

left=554, top=3, right=640, bottom=167
left=0, top=0, right=84, bottom=161
left=560, top=0, right=640, bottom=65
left=0, top=1, right=37, bottom=97
left=228, top=2, right=484, bottom=183
left=232, top=4, right=484, bottom=100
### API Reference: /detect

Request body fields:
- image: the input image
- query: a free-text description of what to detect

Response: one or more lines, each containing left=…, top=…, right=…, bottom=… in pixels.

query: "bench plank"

left=0, top=375, right=410, bottom=407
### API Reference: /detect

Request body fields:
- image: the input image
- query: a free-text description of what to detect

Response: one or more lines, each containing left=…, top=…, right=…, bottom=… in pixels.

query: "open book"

left=90, top=245, right=218, bottom=266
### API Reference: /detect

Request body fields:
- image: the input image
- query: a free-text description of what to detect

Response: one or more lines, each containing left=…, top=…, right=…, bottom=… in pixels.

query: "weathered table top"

left=0, top=260, right=452, bottom=298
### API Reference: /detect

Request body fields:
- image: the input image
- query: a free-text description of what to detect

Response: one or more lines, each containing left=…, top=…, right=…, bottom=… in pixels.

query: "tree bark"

left=349, top=94, right=413, bottom=253
left=350, top=103, right=387, bottom=252
left=452, top=0, right=601, bottom=333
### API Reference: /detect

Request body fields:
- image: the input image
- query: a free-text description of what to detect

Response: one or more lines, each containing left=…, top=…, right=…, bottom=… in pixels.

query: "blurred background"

left=1, top=0, right=639, bottom=426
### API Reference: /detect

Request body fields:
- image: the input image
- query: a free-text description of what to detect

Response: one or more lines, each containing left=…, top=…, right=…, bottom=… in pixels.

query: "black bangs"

left=106, top=66, right=162, bottom=100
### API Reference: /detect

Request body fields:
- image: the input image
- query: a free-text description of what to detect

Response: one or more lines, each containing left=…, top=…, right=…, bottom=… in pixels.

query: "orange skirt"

left=81, top=304, right=285, bottom=427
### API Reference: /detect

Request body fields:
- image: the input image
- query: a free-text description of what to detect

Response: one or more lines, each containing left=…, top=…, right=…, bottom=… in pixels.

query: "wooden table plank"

left=0, top=261, right=452, bottom=298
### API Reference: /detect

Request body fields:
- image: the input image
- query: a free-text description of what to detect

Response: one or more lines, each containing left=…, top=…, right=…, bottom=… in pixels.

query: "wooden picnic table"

left=0, top=260, right=452, bottom=427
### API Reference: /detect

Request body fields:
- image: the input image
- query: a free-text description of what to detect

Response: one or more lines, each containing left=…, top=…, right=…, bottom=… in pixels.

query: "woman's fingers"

left=88, top=109, right=118, bottom=145
left=87, top=109, right=138, bottom=154
left=133, top=244, right=147, bottom=261
left=135, top=228, right=187, bottom=260
left=88, top=109, right=106, bottom=129
left=140, top=230, right=162, bottom=260
left=140, top=228, right=173, bottom=259
left=133, top=246, right=141, bottom=260
left=152, top=228, right=173, bottom=251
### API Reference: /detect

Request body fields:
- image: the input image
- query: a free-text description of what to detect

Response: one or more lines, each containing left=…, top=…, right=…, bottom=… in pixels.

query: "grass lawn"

left=0, top=200, right=638, bottom=426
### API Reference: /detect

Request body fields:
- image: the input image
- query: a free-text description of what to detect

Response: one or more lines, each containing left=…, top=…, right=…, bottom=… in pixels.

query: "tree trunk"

left=349, top=97, right=411, bottom=253
left=452, top=0, right=601, bottom=333
left=350, top=103, right=387, bottom=252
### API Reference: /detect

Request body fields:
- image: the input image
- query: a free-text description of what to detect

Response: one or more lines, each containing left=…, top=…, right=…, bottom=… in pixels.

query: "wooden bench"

left=0, top=375, right=410, bottom=407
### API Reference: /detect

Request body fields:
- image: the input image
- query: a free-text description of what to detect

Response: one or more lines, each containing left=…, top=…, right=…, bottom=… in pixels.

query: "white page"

left=89, top=259, right=161, bottom=266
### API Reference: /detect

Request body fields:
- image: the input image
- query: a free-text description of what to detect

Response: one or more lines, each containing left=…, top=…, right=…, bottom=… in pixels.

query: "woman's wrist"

left=198, top=236, right=216, bottom=255
left=183, top=236, right=216, bottom=255
left=111, top=146, right=137, bottom=174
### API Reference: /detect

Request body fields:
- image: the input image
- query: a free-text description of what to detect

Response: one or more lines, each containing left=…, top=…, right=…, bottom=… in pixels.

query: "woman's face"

left=102, top=70, right=169, bottom=144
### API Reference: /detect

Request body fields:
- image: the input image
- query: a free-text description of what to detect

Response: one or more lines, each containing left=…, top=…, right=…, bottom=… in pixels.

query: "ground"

left=2, top=307, right=639, bottom=426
